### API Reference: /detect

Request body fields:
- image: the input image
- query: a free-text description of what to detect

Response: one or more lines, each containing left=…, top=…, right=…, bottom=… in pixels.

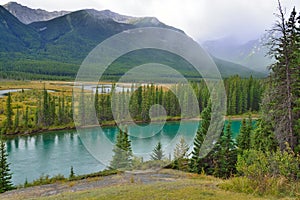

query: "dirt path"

left=0, top=170, right=191, bottom=200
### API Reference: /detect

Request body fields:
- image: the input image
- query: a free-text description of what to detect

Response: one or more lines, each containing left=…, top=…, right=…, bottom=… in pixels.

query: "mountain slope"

left=3, top=2, right=69, bottom=24
left=212, top=56, right=264, bottom=78
left=29, top=9, right=137, bottom=63
left=0, top=5, right=40, bottom=52
left=0, top=3, right=266, bottom=80
left=202, top=35, right=274, bottom=72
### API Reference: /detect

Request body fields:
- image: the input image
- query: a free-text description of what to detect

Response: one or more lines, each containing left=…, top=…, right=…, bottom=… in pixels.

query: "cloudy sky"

left=1, top=0, right=300, bottom=43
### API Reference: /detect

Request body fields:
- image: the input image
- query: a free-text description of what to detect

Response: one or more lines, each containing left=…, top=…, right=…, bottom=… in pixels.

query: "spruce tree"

left=94, top=86, right=99, bottom=120
left=0, top=136, right=13, bottom=193
left=5, top=92, right=13, bottom=131
left=267, top=3, right=300, bottom=151
left=174, top=137, right=189, bottom=159
left=69, top=166, right=75, bottom=179
left=251, top=118, right=278, bottom=152
left=42, top=87, right=49, bottom=126
left=173, top=137, right=189, bottom=170
left=79, top=85, right=85, bottom=126
left=213, top=121, right=237, bottom=179
left=14, top=108, right=19, bottom=130
left=151, top=141, right=164, bottom=161
left=24, top=106, right=29, bottom=129
left=189, top=103, right=211, bottom=173
left=110, top=128, right=132, bottom=169
left=236, top=115, right=252, bottom=152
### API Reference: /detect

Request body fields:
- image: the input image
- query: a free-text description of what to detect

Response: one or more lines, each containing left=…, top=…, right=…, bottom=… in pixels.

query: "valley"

left=0, top=1, right=299, bottom=199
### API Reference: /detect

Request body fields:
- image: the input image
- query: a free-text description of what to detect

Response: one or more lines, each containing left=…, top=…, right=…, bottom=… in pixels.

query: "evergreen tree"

left=213, top=121, right=237, bottom=179
left=236, top=115, right=252, bottom=152
left=94, top=86, right=99, bottom=120
left=14, top=108, right=19, bottom=129
left=24, top=106, right=29, bottom=129
left=78, top=85, right=85, bottom=126
left=267, top=3, right=300, bottom=151
left=189, top=103, right=211, bottom=173
left=173, top=137, right=190, bottom=170
left=0, top=136, right=13, bottom=193
left=251, top=118, right=278, bottom=152
left=69, top=166, right=75, bottom=179
left=151, top=141, right=164, bottom=161
left=174, top=137, right=189, bottom=159
left=110, top=128, right=132, bottom=169
left=42, top=87, right=50, bottom=126
left=5, top=93, right=13, bottom=131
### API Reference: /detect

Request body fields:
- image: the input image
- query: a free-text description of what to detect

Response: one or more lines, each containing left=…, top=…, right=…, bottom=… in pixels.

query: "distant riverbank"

left=4, top=114, right=258, bottom=138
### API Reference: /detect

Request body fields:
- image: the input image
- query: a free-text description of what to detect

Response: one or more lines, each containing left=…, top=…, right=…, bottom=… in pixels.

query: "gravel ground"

left=0, top=169, right=184, bottom=200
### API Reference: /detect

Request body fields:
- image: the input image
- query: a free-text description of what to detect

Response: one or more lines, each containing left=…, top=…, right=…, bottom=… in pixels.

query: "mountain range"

left=202, top=35, right=274, bottom=72
left=0, top=2, right=267, bottom=80
left=3, top=2, right=70, bottom=24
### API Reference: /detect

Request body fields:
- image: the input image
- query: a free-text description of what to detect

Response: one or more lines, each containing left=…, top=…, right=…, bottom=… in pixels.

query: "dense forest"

left=0, top=75, right=263, bottom=134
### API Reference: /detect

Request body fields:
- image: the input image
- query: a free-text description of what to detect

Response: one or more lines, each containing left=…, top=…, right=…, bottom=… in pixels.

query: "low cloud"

left=1, top=0, right=299, bottom=42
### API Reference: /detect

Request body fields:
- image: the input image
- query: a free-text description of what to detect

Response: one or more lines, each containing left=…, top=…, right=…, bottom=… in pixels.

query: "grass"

left=220, top=176, right=300, bottom=198
left=1, top=169, right=296, bottom=200
left=20, top=169, right=120, bottom=188
left=31, top=176, right=268, bottom=200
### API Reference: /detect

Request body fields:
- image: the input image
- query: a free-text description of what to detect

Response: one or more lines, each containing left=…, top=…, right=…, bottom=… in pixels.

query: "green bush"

left=24, top=174, right=66, bottom=187
left=220, top=176, right=300, bottom=197
left=227, top=148, right=300, bottom=196
left=23, top=169, right=119, bottom=187
left=237, top=148, right=300, bottom=181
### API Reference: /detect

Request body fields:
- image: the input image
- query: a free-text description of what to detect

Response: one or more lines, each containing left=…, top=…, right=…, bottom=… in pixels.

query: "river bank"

left=0, top=169, right=270, bottom=200
left=3, top=114, right=258, bottom=138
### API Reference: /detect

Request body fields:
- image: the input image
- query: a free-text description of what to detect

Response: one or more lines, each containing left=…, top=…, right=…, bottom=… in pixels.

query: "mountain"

left=0, top=3, right=266, bottom=80
left=27, top=9, right=184, bottom=63
left=0, top=5, right=40, bottom=52
left=3, top=2, right=69, bottom=24
left=202, top=35, right=274, bottom=72
left=212, top=56, right=264, bottom=78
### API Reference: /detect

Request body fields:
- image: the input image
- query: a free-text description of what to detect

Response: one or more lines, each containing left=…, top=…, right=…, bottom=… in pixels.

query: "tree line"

left=1, top=75, right=263, bottom=134
left=76, top=76, right=264, bottom=126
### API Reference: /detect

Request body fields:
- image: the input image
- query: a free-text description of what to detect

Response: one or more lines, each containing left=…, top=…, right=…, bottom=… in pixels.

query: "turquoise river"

left=6, top=120, right=244, bottom=185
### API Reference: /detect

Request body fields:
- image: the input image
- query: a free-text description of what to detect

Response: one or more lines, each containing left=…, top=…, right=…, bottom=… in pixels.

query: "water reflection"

left=6, top=120, right=244, bottom=185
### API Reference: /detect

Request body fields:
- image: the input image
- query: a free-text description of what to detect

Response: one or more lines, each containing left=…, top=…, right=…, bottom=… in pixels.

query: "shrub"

left=237, top=148, right=300, bottom=181
left=227, top=148, right=300, bottom=196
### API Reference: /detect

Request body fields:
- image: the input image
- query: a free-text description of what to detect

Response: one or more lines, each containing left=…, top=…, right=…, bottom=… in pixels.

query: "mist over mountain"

left=202, top=34, right=274, bottom=72
left=0, top=2, right=266, bottom=80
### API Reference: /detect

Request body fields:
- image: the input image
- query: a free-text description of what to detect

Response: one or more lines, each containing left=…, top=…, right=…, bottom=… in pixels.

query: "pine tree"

left=94, top=86, right=99, bottom=120
left=69, top=166, right=75, bottom=179
left=189, top=103, right=211, bottom=173
left=110, top=128, right=132, bottom=169
left=236, top=115, right=252, bottom=152
left=151, top=141, right=164, bottom=160
left=42, top=87, right=50, bottom=126
left=174, top=137, right=189, bottom=159
left=267, top=2, right=300, bottom=151
left=24, top=106, right=29, bottom=129
left=79, top=85, right=85, bottom=126
left=213, top=121, right=237, bottom=179
left=14, top=108, right=19, bottom=130
left=251, top=118, right=278, bottom=152
left=173, top=137, right=189, bottom=170
left=0, top=136, right=13, bottom=193
left=5, top=93, right=13, bottom=131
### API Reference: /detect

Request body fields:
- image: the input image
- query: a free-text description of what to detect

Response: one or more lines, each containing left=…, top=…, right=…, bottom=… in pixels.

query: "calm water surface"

left=7, top=120, right=243, bottom=185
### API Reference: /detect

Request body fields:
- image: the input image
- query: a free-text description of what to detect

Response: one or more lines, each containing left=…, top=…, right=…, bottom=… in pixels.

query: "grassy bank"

left=0, top=169, right=271, bottom=200
left=39, top=179, right=266, bottom=200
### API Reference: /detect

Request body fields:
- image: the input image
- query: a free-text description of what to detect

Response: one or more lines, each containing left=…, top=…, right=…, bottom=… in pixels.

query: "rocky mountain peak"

left=3, top=1, right=70, bottom=24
